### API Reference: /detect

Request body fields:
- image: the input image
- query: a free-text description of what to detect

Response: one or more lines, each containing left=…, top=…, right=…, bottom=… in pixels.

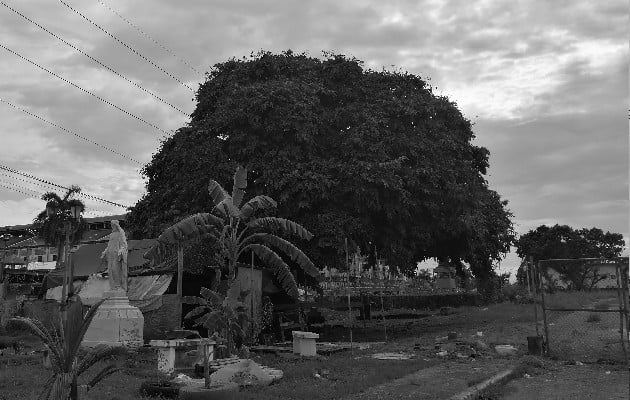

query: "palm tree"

left=11, top=298, right=119, bottom=400
left=33, top=186, right=86, bottom=269
left=144, top=166, right=321, bottom=299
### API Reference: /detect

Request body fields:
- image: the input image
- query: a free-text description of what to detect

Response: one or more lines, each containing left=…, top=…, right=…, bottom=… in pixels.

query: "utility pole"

left=0, top=233, right=12, bottom=300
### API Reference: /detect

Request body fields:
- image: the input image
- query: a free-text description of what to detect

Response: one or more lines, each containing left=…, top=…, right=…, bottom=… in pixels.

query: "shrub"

left=586, top=313, right=601, bottom=323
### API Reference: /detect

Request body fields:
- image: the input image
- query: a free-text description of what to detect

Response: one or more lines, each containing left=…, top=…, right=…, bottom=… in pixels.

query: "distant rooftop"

left=0, top=214, right=127, bottom=247
left=0, top=214, right=126, bottom=233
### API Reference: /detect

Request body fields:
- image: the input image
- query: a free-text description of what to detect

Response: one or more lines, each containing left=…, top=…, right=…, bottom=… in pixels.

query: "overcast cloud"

left=0, top=0, right=627, bottom=276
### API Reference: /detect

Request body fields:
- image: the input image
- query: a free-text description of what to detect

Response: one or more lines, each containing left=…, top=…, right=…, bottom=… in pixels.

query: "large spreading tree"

left=127, top=51, right=514, bottom=281
left=515, top=224, right=625, bottom=290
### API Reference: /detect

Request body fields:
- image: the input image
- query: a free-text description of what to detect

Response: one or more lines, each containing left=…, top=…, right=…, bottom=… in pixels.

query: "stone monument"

left=83, top=220, right=144, bottom=347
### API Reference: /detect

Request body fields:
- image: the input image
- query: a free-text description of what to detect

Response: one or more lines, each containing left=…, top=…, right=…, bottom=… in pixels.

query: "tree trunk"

left=56, top=242, right=64, bottom=269
left=70, top=376, right=78, bottom=400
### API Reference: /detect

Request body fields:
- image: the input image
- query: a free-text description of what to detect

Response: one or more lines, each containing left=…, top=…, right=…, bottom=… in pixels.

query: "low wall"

left=319, top=293, right=480, bottom=311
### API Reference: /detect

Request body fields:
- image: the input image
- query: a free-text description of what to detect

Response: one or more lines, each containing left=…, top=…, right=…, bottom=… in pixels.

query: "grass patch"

left=544, top=291, right=616, bottom=309
left=238, top=352, right=436, bottom=400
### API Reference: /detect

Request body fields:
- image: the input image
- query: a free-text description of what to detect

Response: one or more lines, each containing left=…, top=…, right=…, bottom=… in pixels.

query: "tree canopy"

left=33, top=185, right=86, bottom=269
left=127, top=51, right=514, bottom=277
left=516, top=224, right=625, bottom=262
left=515, top=224, right=626, bottom=289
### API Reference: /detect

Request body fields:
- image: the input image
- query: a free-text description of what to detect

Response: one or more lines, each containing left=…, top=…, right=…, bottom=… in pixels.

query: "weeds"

left=586, top=313, right=601, bottom=323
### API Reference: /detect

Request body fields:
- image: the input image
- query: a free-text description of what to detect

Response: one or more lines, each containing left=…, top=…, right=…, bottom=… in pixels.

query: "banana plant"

left=144, top=165, right=321, bottom=299
left=11, top=298, right=119, bottom=400
left=186, top=287, right=248, bottom=350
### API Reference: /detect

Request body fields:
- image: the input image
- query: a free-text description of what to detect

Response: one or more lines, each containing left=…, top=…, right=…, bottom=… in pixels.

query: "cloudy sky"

left=0, top=0, right=627, bottom=276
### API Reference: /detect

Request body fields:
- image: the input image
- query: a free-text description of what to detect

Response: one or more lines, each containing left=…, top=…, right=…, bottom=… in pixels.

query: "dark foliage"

left=127, top=51, right=514, bottom=278
left=32, top=186, right=86, bottom=269
left=515, top=224, right=625, bottom=290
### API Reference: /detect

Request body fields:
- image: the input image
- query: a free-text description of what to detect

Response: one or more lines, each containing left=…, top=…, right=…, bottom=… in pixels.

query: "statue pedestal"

left=82, top=290, right=144, bottom=347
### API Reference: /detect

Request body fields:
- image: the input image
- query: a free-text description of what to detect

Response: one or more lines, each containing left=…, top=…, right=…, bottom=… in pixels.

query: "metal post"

left=177, top=243, right=184, bottom=327
left=347, top=293, right=353, bottom=355
left=531, top=260, right=539, bottom=336
left=251, top=251, right=255, bottom=342
left=614, top=265, right=628, bottom=364
left=538, top=262, right=551, bottom=356
left=526, top=257, right=532, bottom=294
left=380, top=292, right=387, bottom=342
left=344, top=238, right=349, bottom=276
left=620, top=262, right=630, bottom=396
left=61, top=228, right=70, bottom=304
left=68, top=250, right=75, bottom=298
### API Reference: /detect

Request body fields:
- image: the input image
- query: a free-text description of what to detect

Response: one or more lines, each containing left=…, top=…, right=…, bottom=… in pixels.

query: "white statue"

left=100, top=220, right=128, bottom=292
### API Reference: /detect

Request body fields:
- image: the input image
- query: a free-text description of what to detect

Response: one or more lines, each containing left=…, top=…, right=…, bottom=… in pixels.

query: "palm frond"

left=239, top=196, right=277, bottom=221
left=75, top=344, right=117, bottom=377
left=37, top=375, right=55, bottom=400
left=248, top=244, right=298, bottom=299
left=41, top=191, right=63, bottom=203
left=184, top=306, right=207, bottom=320
left=10, top=317, right=63, bottom=364
left=66, top=299, right=106, bottom=370
left=86, top=364, right=119, bottom=391
left=182, top=296, right=208, bottom=306
left=242, top=233, right=320, bottom=280
left=232, top=165, right=247, bottom=208
left=144, top=213, right=224, bottom=263
left=62, top=185, right=82, bottom=201
left=199, top=287, right=223, bottom=304
left=247, top=217, right=313, bottom=240
left=208, top=179, right=230, bottom=207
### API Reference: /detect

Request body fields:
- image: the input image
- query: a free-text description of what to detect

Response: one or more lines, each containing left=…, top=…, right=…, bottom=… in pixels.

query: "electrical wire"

left=0, top=165, right=130, bottom=209
left=96, top=0, right=203, bottom=77
left=0, top=186, right=106, bottom=218
left=59, top=0, right=196, bottom=92
left=0, top=43, right=173, bottom=136
left=0, top=1, right=189, bottom=117
left=0, top=98, right=142, bottom=165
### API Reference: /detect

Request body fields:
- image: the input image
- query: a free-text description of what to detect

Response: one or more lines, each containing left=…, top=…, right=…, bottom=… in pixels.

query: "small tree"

left=11, top=299, right=119, bottom=400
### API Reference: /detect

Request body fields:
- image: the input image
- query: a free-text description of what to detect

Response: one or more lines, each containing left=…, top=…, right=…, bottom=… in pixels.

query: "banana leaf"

left=232, top=165, right=247, bottom=208
left=241, top=233, right=320, bottom=280
left=248, top=217, right=313, bottom=240
left=248, top=244, right=299, bottom=299
left=239, top=195, right=277, bottom=220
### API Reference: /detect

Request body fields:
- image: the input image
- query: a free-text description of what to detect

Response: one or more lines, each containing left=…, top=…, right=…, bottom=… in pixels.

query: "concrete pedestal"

left=149, top=339, right=215, bottom=374
left=292, top=331, right=319, bottom=356
left=82, top=290, right=144, bottom=347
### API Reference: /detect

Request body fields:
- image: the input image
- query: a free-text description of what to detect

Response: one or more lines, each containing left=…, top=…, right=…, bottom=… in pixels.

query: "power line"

left=96, top=0, right=203, bottom=77
left=0, top=186, right=106, bottom=218
left=0, top=98, right=142, bottom=165
left=0, top=43, right=173, bottom=136
left=0, top=181, right=40, bottom=197
left=0, top=165, right=130, bottom=209
left=58, top=0, right=196, bottom=92
left=0, top=1, right=189, bottom=117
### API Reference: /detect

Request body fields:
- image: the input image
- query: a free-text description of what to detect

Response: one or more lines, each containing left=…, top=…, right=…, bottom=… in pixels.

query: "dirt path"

left=340, top=358, right=514, bottom=400
left=501, top=363, right=629, bottom=400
